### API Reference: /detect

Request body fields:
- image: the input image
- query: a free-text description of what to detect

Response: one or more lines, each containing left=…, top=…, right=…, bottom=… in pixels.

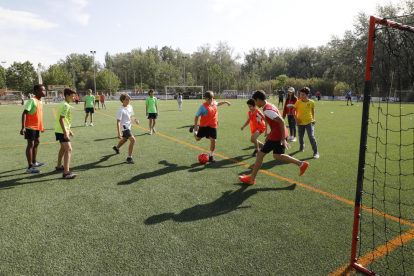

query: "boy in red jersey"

left=241, top=98, right=266, bottom=157
left=20, top=84, right=46, bottom=173
left=238, top=90, right=308, bottom=185
left=193, top=91, right=231, bottom=163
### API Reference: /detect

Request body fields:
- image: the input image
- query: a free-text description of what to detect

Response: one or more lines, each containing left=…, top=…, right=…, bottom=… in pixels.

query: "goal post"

left=164, top=86, right=204, bottom=100
left=350, top=15, right=414, bottom=276
left=1, top=91, right=23, bottom=105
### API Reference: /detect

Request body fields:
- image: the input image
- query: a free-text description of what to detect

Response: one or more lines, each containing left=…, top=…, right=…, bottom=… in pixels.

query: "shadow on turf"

left=144, top=183, right=296, bottom=224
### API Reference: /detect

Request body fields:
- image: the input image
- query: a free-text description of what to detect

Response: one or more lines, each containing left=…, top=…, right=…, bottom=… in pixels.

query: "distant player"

left=20, top=84, right=46, bottom=173
left=277, top=87, right=285, bottom=109
left=294, top=87, right=319, bottom=159
left=240, top=98, right=266, bottom=157
left=238, top=90, right=308, bottom=185
left=75, top=94, right=79, bottom=104
left=100, top=92, right=106, bottom=109
left=84, top=89, right=95, bottom=126
left=357, top=93, right=361, bottom=102
left=192, top=91, right=231, bottom=163
left=94, top=92, right=100, bottom=109
left=145, top=89, right=158, bottom=135
left=112, top=93, right=139, bottom=164
left=346, top=89, right=353, bottom=106
left=177, top=92, right=183, bottom=111
left=55, top=88, right=78, bottom=179
left=282, top=87, right=298, bottom=142
left=316, top=91, right=321, bottom=101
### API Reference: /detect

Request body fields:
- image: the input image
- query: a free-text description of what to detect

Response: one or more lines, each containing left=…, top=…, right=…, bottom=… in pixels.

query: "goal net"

left=350, top=15, right=414, bottom=275
left=164, top=86, right=204, bottom=100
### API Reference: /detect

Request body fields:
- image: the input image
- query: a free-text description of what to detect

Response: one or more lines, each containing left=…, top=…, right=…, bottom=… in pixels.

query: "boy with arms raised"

left=20, top=84, right=46, bottom=173
left=84, top=89, right=95, bottom=126
left=55, top=88, right=78, bottom=179
left=112, top=93, right=139, bottom=164
left=240, top=98, right=266, bottom=157
left=238, top=90, right=308, bottom=185
left=193, top=91, right=231, bottom=163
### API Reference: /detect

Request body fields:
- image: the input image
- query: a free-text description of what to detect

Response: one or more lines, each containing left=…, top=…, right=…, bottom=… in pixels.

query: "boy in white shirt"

left=112, top=93, right=139, bottom=164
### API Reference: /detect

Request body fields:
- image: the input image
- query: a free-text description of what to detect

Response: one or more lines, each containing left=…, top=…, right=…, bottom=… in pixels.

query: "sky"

left=0, top=0, right=395, bottom=68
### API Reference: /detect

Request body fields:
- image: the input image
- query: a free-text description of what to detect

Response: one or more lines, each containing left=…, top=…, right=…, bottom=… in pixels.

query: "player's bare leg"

left=250, top=151, right=266, bottom=180
left=26, top=139, right=35, bottom=166
left=116, top=137, right=128, bottom=149
left=128, top=136, right=135, bottom=156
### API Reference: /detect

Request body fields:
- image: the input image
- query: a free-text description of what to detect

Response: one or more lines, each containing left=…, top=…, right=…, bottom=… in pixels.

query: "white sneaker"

left=152, top=127, right=156, bottom=133
left=286, top=136, right=291, bottom=141
left=90, top=122, right=93, bottom=126
left=84, top=122, right=87, bottom=126
left=26, top=167, right=41, bottom=174
left=148, top=131, right=152, bottom=135
left=291, top=137, right=297, bottom=142
left=313, top=153, right=320, bottom=159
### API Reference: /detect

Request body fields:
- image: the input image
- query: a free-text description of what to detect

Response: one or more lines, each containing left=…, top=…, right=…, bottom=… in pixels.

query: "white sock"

left=128, top=156, right=132, bottom=158
left=210, top=151, right=214, bottom=157
left=300, top=162, right=304, bottom=167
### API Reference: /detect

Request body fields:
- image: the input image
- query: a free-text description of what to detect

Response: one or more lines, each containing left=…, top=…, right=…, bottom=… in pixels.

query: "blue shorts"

left=55, top=133, right=71, bottom=143
left=147, top=113, right=157, bottom=119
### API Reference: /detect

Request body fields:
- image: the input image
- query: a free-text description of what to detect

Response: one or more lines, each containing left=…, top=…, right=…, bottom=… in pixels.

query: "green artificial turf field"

left=0, top=98, right=412, bottom=275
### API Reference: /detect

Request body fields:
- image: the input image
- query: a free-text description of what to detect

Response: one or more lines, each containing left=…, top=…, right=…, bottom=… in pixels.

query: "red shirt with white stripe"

left=263, top=102, right=289, bottom=141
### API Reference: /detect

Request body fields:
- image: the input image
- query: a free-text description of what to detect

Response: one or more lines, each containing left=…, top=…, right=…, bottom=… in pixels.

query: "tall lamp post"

left=1, top=61, right=6, bottom=92
left=133, top=70, right=136, bottom=93
left=182, top=56, right=187, bottom=86
left=140, top=71, right=142, bottom=92
left=90, top=51, right=96, bottom=94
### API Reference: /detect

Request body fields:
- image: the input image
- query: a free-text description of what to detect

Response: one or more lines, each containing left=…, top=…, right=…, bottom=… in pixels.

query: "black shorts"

left=261, top=139, right=286, bottom=155
left=147, top=113, right=158, bottom=119
left=55, top=133, right=71, bottom=143
left=197, top=126, right=217, bottom=140
left=85, top=108, right=94, bottom=114
left=346, top=96, right=351, bottom=100
left=24, top=128, right=40, bottom=140
left=279, top=97, right=284, bottom=103
left=95, top=100, right=99, bottom=103
left=122, top=129, right=133, bottom=139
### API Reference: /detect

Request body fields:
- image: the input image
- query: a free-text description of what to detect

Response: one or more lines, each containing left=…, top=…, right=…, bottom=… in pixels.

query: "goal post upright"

left=350, top=15, right=414, bottom=275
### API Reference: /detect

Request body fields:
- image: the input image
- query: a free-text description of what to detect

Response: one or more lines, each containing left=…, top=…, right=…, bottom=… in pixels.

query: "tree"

left=96, top=69, right=121, bottom=93
left=6, top=62, right=37, bottom=93
left=42, top=65, right=73, bottom=89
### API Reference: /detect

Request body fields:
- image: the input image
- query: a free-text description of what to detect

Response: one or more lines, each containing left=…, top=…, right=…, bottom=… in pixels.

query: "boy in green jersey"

left=55, top=88, right=78, bottom=179
left=84, top=89, right=95, bottom=126
left=145, top=89, right=159, bottom=135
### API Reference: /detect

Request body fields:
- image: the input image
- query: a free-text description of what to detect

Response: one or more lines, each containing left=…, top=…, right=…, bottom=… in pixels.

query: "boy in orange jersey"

left=192, top=91, right=231, bottom=163
left=238, top=90, right=308, bottom=185
left=100, top=92, right=106, bottom=109
left=240, top=98, right=266, bottom=157
left=20, top=84, right=46, bottom=173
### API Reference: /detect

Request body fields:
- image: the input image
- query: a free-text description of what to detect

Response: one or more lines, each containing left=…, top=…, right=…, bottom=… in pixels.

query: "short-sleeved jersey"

left=55, top=100, right=72, bottom=134
left=24, top=97, right=43, bottom=130
left=84, top=95, right=95, bottom=108
left=248, top=109, right=266, bottom=134
left=116, top=105, right=134, bottom=130
left=278, top=89, right=285, bottom=99
left=293, top=99, right=315, bottom=125
left=197, top=100, right=218, bottom=128
left=346, top=91, right=352, bottom=97
left=282, top=96, right=297, bottom=118
left=145, top=97, right=158, bottom=113
left=95, top=94, right=99, bottom=101
left=263, top=102, right=288, bottom=141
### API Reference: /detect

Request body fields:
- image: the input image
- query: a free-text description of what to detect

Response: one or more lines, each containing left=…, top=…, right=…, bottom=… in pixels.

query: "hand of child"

left=41, top=128, right=45, bottom=133
left=281, top=139, right=291, bottom=150
left=227, top=102, right=231, bottom=106
left=118, top=133, right=122, bottom=139
left=20, top=128, right=26, bottom=135
left=296, top=118, right=301, bottom=124
left=69, top=130, right=74, bottom=137
left=64, top=133, right=70, bottom=140
left=135, top=119, right=139, bottom=124
left=313, top=120, right=316, bottom=124
left=241, top=126, right=244, bottom=130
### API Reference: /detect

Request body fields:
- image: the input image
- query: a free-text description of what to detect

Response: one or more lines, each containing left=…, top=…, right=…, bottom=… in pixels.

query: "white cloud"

left=212, top=0, right=253, bottom=21
left=0, top=7, right=59, bottom=30
left=50, top=0, right=90, bottom=26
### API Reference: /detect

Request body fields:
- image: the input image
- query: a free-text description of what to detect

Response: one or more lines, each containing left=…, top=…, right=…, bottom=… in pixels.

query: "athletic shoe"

left=238, top=174, right=255, bottom=185
left=208, top=156, right=216, bottom=163
left=287, top=136, right=292, bottom=141
left=291, top=137, right=297, bottom=142
left=84, top=122, right=87, bottom=126
left=252, top=149, right=259, bottom=157
left=26, top=167, right=41, bottom=174
left=152, top=127, right=156, bottom=133
left=313, top=153, right=320, bottom=159
left=299, top=162, right=309, bottom=176
left=299, top=145, right=305, bottom=152
left=62, top=171, right=78, bottom=179
left=32, top=161, right=45, bottom=167
left=90, top=122, right=94, bottom=126
left=112, top=146, right=120, bottom=154
left=148, top=131, right=152, bottom=135
left=54, top=165, right=64, bottom=172
left=189, top=126, right=194, bottom=133
left=126, top=157, right=135, bottom=164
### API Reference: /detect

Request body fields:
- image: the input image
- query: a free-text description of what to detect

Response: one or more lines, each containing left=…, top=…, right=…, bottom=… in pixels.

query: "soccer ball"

left=198, top=153, right=209, bottom=164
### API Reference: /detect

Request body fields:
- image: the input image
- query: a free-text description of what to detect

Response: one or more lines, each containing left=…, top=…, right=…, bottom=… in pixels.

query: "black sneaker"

left=126, top=157, right=135, bottom=164
left=62, top=171, right=78, bottom=179
left=113, top=146, right=120, bottom=154
left=252, top=149, right=259, bottom=157
left=189, top=126, right=194, bottom=133
left=299, top=145, right=305, bottom=152
left=54, top=165, right=64, bottom=172
left=208, top=156, right=216, bottom=163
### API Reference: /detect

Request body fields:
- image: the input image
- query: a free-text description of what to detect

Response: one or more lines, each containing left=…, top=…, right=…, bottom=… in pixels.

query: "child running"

left=192, top=91, right=231, bottom=163
left=238, top=90, right=308, bottom=185
left=145, top=89, right=158, bottom=135
left=240, top=98, right=266, bottom=157
left=20, top=84, right=46, bottom=173
left=112, top=93, right=139, bottom=164
left=84, top=89, right=95, bottom=126
left=293, top=87, right=319, bottom=159
left=55, top=88, right=78, bottom=179
left=282, top=87, right=298, bottom=142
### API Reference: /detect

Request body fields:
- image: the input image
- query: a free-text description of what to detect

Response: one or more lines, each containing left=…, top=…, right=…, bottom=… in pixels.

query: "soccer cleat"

left=84, top=122, right=87, bottom=126
left=299, top=162, right=309, bottom=176
left=208, top=156, right=216, bottom=163
left=32, top=161, right=45, bottom=167
left=62, top=171, right=78, bottom=179
left=291, top=137, right=297, bottom=142
left=252, top=149, right=259, bottom=157
left=26, top=167, right=41, bottom=174
left=287, top=136, right=292, bottom=141
left=90, top=122, right=94, bottom=126
left=313, top=153, right=320, bottom=159
left=238, top=174, right=255, bottom=185
left=148, top=131, right=152, bottom=135
left=54, top=165, right=64, bottom=172
left=112, top=146, right=120, bottom=154
left=152, top=127, right=156, bottom=133
left=126, top=157, right=135, bottom=164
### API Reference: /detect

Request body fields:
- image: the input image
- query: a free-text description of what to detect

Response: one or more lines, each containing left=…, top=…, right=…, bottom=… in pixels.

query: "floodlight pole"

left=1, top=61, right=6, bottom=92
left=183, top=56, right=187, bottom=86
left=90, top=51, right=96, bottom=94
left=140, top=71, right=142, bottom=92
left=134, top=70, right=136, bottom=93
